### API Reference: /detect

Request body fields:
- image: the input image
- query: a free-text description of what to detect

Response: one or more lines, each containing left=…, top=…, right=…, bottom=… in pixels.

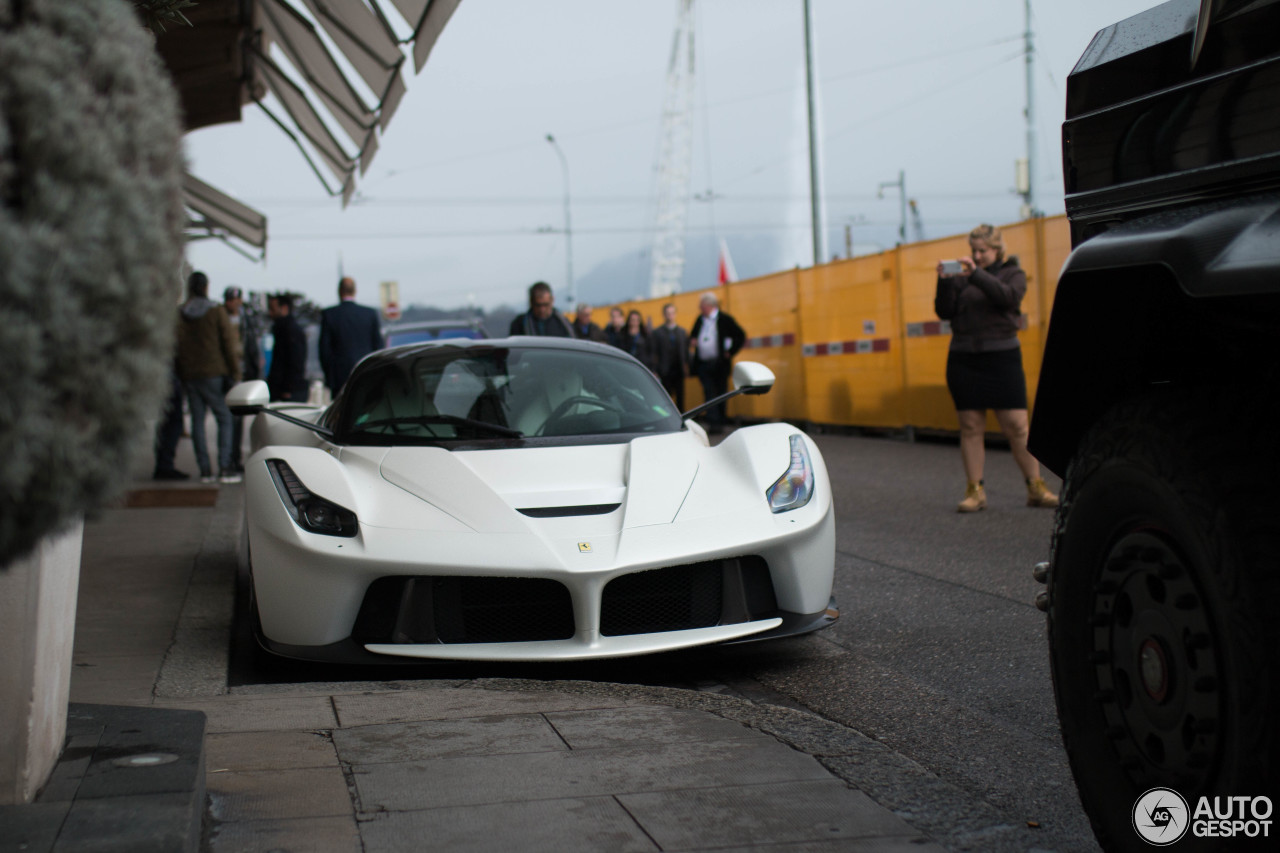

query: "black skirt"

left=946, top=347, right=1028, bottom=411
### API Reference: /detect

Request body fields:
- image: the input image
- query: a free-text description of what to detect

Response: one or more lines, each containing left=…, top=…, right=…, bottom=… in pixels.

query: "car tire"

left=1047, top=393, right=1280, bottom=850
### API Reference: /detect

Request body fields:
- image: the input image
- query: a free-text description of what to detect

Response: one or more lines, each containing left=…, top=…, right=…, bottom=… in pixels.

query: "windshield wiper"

left=351, top=414, right=523, bottom=439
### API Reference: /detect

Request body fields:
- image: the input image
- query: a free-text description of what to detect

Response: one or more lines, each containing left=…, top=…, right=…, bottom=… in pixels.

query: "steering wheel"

left=540, top=395, right=622, bottom=435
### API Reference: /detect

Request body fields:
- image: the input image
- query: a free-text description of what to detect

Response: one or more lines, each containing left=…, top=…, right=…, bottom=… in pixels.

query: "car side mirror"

left=226, top=379, right=270, bottom=415
left=732, top=361, right=776, bottom=396
left=682, top=360, right=775, bottom=422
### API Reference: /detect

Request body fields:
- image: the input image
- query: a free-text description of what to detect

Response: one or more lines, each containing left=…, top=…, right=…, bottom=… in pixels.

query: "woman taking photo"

left=935, top=224, right=1058, bottom=512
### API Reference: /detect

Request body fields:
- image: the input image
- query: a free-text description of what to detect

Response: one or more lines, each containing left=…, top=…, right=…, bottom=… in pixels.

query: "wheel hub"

left=1139, top=638, right=1170, bottom=703
left=1091, top=530, right=1220, bottom=789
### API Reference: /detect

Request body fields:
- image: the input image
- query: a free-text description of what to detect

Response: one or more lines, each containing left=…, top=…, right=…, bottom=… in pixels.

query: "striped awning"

left=183, top=172, right=269, bottom=259
left=252, top=0, right=462, bottom=205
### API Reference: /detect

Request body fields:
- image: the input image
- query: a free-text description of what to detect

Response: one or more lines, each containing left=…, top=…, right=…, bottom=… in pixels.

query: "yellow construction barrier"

left=596, top=215, right=1069, bottom=433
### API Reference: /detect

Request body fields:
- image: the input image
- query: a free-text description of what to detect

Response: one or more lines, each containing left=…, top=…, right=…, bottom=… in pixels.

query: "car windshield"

left=336, top=346, right=682, bottom=444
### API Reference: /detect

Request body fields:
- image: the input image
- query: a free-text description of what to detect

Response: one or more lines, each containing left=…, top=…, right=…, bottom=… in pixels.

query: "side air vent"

left=517, top=504, right=621, bottom=518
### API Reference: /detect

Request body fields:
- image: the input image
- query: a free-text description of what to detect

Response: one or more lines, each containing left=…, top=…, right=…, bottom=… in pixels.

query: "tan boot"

left=1026, top=477, right=1059, bottom=508
left=957, top=481, right=986, bottom=513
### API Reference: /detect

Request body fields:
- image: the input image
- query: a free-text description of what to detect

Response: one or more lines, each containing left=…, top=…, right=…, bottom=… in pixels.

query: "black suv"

left=1031, top=0, right=1280, bottom=848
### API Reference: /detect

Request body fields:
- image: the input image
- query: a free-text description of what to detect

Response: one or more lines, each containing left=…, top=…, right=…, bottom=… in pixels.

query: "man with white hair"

left=688, top=292, right=746, bottom=434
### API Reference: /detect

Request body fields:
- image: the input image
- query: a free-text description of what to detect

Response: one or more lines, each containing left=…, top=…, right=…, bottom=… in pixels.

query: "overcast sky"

left=183, top=0, right=1160, bottom=312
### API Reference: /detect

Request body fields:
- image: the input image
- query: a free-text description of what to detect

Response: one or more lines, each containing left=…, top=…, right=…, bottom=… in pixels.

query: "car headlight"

left=266, top=459, right=359, bottom=537
left=766, top=434, right=814, bottom=513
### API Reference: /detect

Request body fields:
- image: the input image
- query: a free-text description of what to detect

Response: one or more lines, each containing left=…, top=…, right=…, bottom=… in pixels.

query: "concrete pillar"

left=0, top=520, right=83, bottom=805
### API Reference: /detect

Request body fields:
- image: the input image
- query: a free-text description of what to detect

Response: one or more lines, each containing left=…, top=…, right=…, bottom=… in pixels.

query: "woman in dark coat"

left=935, top=224, right=1058, bottom=513
left=622, top=310, right=655, bottom=372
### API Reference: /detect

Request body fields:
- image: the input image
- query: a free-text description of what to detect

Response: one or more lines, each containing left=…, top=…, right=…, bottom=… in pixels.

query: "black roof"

left=1067, top=0, right=1280, bottom=118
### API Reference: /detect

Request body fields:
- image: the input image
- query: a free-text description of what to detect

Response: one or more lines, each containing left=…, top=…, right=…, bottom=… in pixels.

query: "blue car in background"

left=383, top=318, right=487, bottom=348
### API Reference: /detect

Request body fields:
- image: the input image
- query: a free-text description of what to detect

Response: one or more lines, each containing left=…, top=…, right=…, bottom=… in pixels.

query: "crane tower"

left=649, top=0, right=696, bottom=297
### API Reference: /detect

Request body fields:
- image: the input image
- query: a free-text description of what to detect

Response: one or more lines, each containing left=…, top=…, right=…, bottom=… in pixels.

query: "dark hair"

left=338, top=277, right=356, bottom=298
left=528, top=281, right=552, bottom=306
left=271, top=292, right=295, bottom=310
left=187, top=271, right=209, bottom=297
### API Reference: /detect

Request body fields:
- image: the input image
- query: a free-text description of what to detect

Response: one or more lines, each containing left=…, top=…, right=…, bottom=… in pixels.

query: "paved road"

left=233, top=429, right=1098, bottom=852
left=706, top=431, right=1096, bottom=852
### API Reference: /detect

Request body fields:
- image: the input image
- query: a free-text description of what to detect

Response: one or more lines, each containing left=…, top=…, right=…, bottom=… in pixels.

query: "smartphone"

left=940, top=260, right=964, bottom=276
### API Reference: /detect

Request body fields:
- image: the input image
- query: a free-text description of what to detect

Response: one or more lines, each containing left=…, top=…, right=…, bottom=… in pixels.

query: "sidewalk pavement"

left=3, top=424, right=956, bottom=853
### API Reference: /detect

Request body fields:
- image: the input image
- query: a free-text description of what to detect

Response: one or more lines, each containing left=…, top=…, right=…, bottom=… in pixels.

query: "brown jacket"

left=934, top=258, right=1026, bottom=352
left=175, top=298, right=241, bottom=383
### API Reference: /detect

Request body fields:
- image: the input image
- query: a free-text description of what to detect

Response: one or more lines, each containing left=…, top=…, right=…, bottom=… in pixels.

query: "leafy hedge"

left=0, top=0, right=185, bottom=563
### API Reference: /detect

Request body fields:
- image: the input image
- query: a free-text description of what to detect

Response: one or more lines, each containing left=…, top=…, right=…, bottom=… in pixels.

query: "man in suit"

left=319, top=277, right=383, bottom=396
left=688, top=292, right=746, bottom=434
left=650, top=302, right=689, bottom=410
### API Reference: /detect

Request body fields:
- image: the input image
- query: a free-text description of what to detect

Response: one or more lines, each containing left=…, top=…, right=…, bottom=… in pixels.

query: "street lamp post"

left=545, top=134, right=574, bottom=302
left=878, top=170, right=907, bottom=246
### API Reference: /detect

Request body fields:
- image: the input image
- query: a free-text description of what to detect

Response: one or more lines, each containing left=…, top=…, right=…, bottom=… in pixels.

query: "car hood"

left=379, top=432, right=699, bottom=532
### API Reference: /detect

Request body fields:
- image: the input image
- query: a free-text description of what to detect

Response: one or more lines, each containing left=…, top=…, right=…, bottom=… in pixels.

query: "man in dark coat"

left=319, top=277, right=383, bottom=396
left=572, top=303, right=607, bottom=342
left=650, top=302, right=690, bottom=410
left=688, top=292, right=746, bottom=433
left=509, top=281, right=574, bottom=337
left=267, top=293, right=310, bottom=403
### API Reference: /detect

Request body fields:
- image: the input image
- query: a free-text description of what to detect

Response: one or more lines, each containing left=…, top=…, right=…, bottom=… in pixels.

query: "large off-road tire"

left=1048, top=393, right=1280, bottom=851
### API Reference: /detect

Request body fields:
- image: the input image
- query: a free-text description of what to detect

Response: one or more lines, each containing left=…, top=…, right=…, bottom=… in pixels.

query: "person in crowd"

left=622, top=309, right=654, bottom=371
left=509, top=281, right=575, bottom=337
left=688, top=292, right=745, bottom=434
left=650, top=302, right=689, bottom=410
left=572, top=303, right=606, bottom=342
left=175, top=271, right=241, bottom=483
left=266, top=292, right=310, bottom=403
left=223, top=286, right=261, bottom=473
left=152, top=364, right=187, bottom=480
left=935, top=224, right=1058, bottom=512
left=603, top=306, right=627, bottom=349
left=319, top=276, right=382, bottom=396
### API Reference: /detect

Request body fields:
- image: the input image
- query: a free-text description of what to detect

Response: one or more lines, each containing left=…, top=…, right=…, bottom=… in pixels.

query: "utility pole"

left=1021, top=0, right=1037, bottom=218
left=803, top=0, right=826, bottom=266
left=546, top=134, right=574, bottom=302
left=878, top=170, right=906, bottom=246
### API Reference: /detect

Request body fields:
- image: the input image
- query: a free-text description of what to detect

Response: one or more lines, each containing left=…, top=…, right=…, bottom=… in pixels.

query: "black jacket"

left=689, top=310, right=746, bottom=372
left=934, top=257, right=1026, bottom=352
left=319, top=301, right=382, bottom=392
left=268, top=314, right=310, bottom=401
left=509, top=309, right=575, bottom=337
left=650, top=323, right=689, bottom=378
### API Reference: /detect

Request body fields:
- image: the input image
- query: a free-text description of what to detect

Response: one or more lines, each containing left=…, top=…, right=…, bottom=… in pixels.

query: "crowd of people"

left=160, top=226, right=1059, bottom=512
left=157, top=274, right=384, bottom=484
left=507, top=281, right=745, bottom=433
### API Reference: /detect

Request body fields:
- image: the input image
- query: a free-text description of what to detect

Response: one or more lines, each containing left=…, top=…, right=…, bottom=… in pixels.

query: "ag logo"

left=1133, top=787, right=1190, bottom=845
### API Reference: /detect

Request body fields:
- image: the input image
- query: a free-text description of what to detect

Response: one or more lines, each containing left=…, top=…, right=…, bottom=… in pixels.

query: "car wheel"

left=1047, top=395, right=1279, bottom=850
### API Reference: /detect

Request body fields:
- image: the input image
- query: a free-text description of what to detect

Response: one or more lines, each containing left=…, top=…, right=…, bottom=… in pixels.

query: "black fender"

left=1029, top=196, right=1280, bottom=477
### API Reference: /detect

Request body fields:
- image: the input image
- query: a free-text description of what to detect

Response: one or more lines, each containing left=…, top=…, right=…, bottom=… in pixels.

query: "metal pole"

left=546, top=134, right=574, bottom=301
left=1023, top=0, right=1036, bottom=217
left=878, top=172, right=906, bottom=246
left=803, top=0, right=826, bottom=266
left=897, top=170, right=907, bottom=245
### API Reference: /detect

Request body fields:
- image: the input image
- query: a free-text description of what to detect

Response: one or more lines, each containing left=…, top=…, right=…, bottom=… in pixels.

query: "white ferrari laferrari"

left=227, top=337, right=836, bottom=663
